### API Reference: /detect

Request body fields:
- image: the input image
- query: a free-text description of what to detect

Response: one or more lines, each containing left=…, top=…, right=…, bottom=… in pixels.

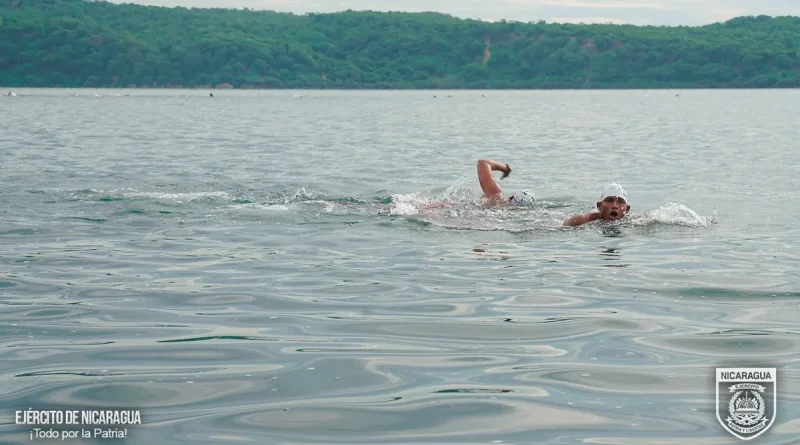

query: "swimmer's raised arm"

left=477, top=159, right=511, bottom=178
left=477, top=159, right=511, bottom=200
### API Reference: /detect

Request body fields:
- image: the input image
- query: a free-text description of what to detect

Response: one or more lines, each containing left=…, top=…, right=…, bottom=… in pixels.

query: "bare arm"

left=563, top=211, right=599, bottom=227
left=476, top=159, right=510, bottom=197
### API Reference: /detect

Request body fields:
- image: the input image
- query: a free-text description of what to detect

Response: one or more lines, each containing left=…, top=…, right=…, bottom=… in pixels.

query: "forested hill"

left=1, top=0, right=800, bottom=89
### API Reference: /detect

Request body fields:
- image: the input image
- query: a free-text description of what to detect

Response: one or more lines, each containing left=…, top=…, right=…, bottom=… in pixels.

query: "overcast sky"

left=111, top=0, right=800, bottom=26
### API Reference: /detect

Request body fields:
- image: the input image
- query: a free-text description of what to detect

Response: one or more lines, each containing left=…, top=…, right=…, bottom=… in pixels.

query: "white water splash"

left=309, top=200, right=342, bottom=213
left=387, top=193, right=455, bottom=216
left=123, top=191, right=229, bottom=201
left=75, top=188, right=229, bottom=202
left=288, top=187, right=314, bottom=203
left=436, top=176, right=480, bottom=203
left=230, top=203, right=290, bottom=212
left=629, top=202, right=716, bottom=228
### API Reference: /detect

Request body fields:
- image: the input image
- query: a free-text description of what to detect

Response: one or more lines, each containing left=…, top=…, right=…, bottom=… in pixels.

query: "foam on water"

left=231, top=203, right=291, bottom=212
left=66, top=188, right=231, bottom=202
left=386, top=193, right=451, bottom=216
left=124, top=190, right=230, bottom=201
left=628, top=202, right=717, bottom=228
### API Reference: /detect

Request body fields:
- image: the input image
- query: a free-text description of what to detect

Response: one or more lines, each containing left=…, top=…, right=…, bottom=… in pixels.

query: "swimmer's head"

left=509, top=190, right=536, bottom=206
left=596, top=183, right=630, bottom=220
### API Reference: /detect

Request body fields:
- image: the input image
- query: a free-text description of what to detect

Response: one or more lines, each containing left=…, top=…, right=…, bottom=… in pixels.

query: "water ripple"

left=1, top=89, right=799, bottom=444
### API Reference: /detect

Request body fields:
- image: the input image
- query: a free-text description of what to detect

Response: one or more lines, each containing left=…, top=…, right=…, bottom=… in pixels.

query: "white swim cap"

left=600, top=183, right=628, bottom=202
left=511, top=190, right=536, bottom=206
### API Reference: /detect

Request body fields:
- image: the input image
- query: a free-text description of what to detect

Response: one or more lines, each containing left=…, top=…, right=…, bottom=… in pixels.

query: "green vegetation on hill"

left=1, top=0, right=799, bottom=88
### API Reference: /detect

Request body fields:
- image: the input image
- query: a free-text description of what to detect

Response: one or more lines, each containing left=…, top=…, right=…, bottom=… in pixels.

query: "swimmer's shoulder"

left=563, top=211, right=599, bottom=227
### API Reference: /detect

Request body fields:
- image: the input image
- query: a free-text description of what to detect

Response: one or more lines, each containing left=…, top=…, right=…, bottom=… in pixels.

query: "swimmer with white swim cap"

left=563, top=183, right=630, bottom=226
left=476, top=159, right=535, bottom=207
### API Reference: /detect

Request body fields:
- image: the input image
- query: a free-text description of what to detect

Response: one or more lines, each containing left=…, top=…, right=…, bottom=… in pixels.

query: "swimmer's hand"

left=501, top=164, right=511, bottom=179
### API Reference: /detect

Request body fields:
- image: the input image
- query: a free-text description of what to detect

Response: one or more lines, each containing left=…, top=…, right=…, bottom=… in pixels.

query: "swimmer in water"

left=386, top=158, right=533, bottom=213
left=477, top=159, right=535, bottom=207
left=563, top=183, right=630, bottom=227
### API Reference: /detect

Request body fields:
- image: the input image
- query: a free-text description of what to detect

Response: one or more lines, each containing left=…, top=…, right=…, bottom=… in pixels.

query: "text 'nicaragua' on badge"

left=716, top=368, right=776, bottom=441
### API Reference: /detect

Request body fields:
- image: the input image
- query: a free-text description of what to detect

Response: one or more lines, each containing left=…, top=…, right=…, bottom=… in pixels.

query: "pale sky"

left=111, top=0, right=800, bottom=26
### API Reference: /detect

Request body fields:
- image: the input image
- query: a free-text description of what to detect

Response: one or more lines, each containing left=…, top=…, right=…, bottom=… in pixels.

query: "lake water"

left=1, top=88, right=799, bottom=444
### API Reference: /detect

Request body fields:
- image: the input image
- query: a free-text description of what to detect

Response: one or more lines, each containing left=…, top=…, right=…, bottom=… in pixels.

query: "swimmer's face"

left=596, top=196, right=630, bottom=220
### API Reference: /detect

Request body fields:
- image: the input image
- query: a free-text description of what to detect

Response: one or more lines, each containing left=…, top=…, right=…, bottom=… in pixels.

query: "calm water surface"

left=1, top=89, right=799, bottom=444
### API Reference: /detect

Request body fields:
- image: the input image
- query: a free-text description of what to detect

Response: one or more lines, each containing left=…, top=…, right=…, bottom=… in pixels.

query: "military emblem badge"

left=716, top=368, right=776, bottom=440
